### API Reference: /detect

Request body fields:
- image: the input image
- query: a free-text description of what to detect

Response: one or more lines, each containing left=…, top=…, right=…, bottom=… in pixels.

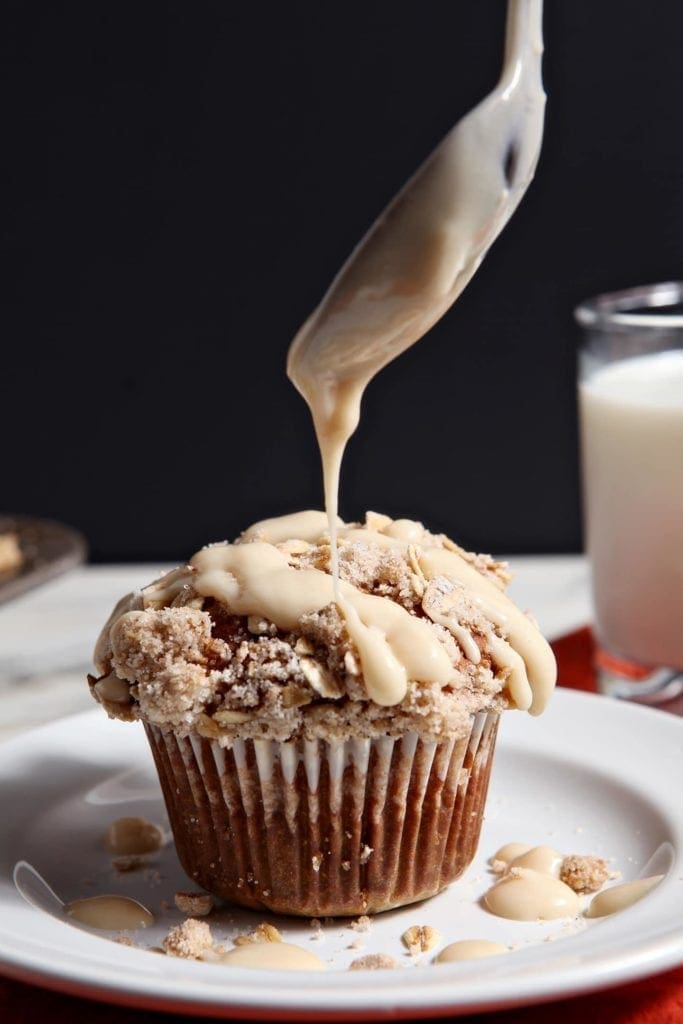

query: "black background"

left=3, top=2, right=682, bottom=562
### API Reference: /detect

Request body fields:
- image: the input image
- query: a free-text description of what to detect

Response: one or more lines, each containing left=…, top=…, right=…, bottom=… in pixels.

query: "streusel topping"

left=89, top=511, right=555, bottom=743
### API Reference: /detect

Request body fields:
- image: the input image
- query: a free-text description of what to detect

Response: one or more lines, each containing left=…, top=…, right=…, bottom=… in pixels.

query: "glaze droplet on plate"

left=492, top=842, right=533, bottom=866
left=506, top=845, right=563, bottom=876
left=213, top=941, right=326, bottom=971
left=435, top=939, right=509, bottom=963
left=585, top=875, right=664, bottom=919
left=66, top=895, right=154, bottom=930
left=484, top=867, right=580, bottom=921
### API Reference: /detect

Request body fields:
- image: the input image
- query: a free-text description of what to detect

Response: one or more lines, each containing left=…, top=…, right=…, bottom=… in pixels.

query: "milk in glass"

left=579, top=350, right=683, bottom=670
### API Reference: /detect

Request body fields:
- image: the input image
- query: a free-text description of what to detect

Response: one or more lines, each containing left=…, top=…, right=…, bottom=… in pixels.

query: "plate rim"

left=0, top=690, right=682, bottom=1020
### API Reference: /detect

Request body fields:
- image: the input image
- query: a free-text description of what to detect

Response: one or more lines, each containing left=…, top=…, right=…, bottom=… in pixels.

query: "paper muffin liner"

left=145, top=711, right=499, bottom=917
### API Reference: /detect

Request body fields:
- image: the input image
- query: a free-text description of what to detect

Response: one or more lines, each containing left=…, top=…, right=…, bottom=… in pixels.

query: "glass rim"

left=575, top=281, right=683, bottom=329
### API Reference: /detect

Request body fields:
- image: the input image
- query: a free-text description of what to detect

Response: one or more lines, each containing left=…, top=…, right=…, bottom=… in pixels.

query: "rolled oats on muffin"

left=89, top=509, right=556, bottom=916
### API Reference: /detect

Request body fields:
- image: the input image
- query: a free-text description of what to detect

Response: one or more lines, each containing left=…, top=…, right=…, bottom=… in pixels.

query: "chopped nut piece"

left=350, top=915, right=372, bottom=933
left=359, top=845, right=373, bottom=865
left=442, top=536, right=465, bottom=555
left=234, top=922, right=282, bottom=945
left=163, top=919, right=214, bottom=959
left=299, top=657, right=342, bottom=698
left=294, top=636, right=315, bottom=655
left=560, top=855, right=612, bottom=894
left=401, top=924, right=442, bottom=954
left=256, top=922, right=283, bottom=942
left=212, top=708, right=254, bottom=725
left=170, top=587, right=204, bottom=610
left=196, top=713, right=222, bottom=738
left=279, top=539, right=311, bottom=557
left=349, top=953, right=399, bottom=971
left=247, top=615, right=271, bottom=635
left=341, top=860, right=351, bottom=872
left=104, top=817, right=162, bottom=856
left=281, top=682, right=313, bottom=708
left=490, top=858, right=508, bottom=875
left=174, top=891, right=215, bottom=917
left=311, top=853, right=323, bottom=873
left=141, top=566, right=195, bottom=609
left=93, top=672, right=131, bottom=705
left=407, top=544, right=425, bottom=581
left=343, top=650, right=360, bottom=675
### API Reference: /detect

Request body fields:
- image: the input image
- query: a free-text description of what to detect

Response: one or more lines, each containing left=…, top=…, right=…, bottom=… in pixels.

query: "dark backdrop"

left=3, top=2, right=682, bottom=561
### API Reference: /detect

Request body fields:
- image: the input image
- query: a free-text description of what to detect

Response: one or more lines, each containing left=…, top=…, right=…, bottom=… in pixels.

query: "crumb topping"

left=90, top=512, right=527, bottom=743
left=163, top=918, right=214, bottom=959
left=349, top=953, right=399, bottom=971
left=560, top=855, right=612, bottom=894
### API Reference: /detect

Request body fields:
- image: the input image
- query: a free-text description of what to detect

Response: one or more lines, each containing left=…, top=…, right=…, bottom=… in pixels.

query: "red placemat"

left=552, top=626, right=598, bottom=693
left=0, top=627, right=681, bottom=1023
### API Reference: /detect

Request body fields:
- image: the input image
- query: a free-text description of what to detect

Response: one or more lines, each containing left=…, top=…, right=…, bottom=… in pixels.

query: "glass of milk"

left=576, top=282, right=683, bottom=704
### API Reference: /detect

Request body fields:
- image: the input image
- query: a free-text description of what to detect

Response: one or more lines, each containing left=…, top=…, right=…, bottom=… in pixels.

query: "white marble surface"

left=0, top=557, right=592, bottom=742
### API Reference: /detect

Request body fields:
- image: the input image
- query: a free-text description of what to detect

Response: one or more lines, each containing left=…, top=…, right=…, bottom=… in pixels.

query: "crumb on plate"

left=163, top=918, right=214, bottom=959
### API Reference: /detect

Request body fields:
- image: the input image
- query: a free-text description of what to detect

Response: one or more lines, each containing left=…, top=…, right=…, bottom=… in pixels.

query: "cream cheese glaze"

left=501, top=845, right=563, bottom=876
left=125, top=509, right=555, bottom=713
left=191, top=538, right=451, bottom=707
left=209, top=942, right=326, bottom=971
left=435, top=940, right=509, bottom=963
left=585, top=876, right=664, bottom=919
left=484, top=867, right=580, bottom=921
left=287, top=0, right=545, bottom=586
left=66, top=895, right=154, bottom=931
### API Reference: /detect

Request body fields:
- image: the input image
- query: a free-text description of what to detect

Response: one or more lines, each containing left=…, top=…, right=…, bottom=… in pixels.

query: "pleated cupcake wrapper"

left=145, top=711, right=499, bottom=917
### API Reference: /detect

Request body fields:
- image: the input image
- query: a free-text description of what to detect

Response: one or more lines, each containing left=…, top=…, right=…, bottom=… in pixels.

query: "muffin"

left=89, top=510, right=556, bottom=916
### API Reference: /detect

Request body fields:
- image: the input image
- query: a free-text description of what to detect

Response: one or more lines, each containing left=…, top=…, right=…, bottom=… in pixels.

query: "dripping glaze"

left=138, top=510, right=556, bottom=713
left=287, top=0, right=545, bottom=596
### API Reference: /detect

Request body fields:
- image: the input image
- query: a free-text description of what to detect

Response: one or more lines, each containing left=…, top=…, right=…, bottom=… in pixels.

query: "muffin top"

left=89, top=511, right=556, bottom=744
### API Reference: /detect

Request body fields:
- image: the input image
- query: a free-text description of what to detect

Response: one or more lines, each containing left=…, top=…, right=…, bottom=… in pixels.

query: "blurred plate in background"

left=0, top=515, right=87, bottom=605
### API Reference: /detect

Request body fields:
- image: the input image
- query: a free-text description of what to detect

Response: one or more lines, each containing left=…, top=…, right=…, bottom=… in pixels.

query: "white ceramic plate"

left=0, top=689, right=681, bottom=1019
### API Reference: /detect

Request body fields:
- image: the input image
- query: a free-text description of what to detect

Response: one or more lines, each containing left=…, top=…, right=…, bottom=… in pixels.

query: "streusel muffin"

left=89, top=510, right=555, bottom=916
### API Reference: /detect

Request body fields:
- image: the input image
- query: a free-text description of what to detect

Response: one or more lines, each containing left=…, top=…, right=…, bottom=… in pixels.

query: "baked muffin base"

left=145, top=712, right=499, bottom=917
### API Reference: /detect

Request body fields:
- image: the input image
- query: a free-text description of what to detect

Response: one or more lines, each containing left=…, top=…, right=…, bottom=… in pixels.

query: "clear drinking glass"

left=576, top=282, right=683, bottom=705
